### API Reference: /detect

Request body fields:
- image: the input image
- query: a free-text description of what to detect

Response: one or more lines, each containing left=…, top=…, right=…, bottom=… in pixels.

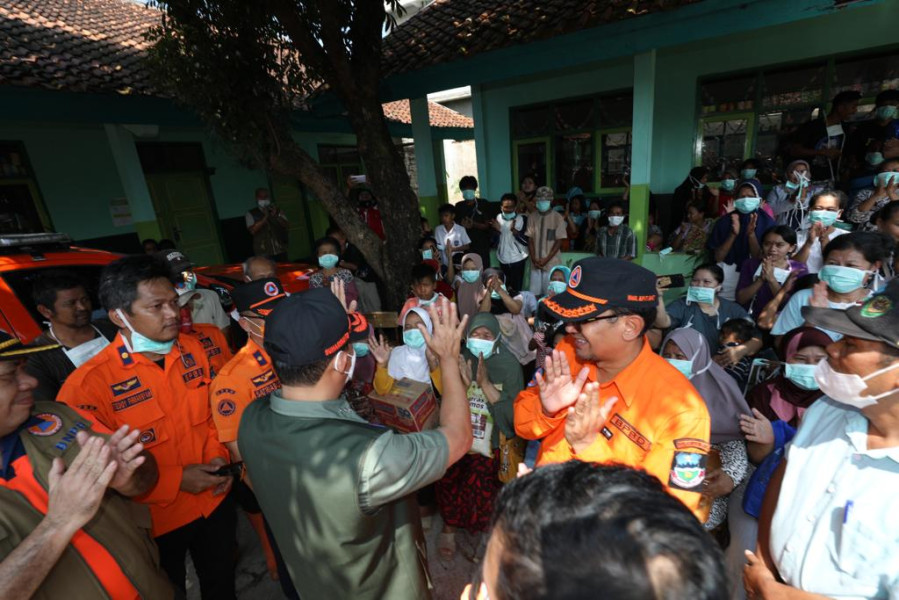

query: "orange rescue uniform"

left=187, top=322, right=233, bottom=377
left=209, top=338, right=280, bottom=444
left=58, top=332, right=228, bottom=536
left=514, top=337, right=711, bottom=517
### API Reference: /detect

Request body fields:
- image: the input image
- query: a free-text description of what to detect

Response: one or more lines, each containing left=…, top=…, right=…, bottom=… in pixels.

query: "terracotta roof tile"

left=383, top=0, right=701, bottom=77
left=0, top=0, right=472, bottom=128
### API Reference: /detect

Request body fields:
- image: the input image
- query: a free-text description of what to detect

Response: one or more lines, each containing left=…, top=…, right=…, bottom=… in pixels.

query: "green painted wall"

left=474, top=1, right=898, bottom=202
left=0, top=121, right=132, bottom=240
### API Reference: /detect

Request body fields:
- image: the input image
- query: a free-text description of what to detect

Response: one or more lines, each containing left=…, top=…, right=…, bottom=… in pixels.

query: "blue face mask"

left=571, top=214, right=586, bottom=227
left=809, top=210, right=838, bottom=227
left=875, top=172, right=899, bottom=188
left=548, top=281, right=567, bottom=295
left=461, top=270, right=481, bottom=284
left=819, top=265, right=869, bottom=293
left=318, top=254, right=339, bottom=269
left=490, top=284, right=507, bottom=300
left=116, top=309, right=175, bottom=355
left=352, top=342, right=370, bottom=357
left=784, top=363, right=819, bottom=390
left=876, top=105, right=898, bottom=121
left=502, top=212, right=517, bottom=221
left=467, top=337, right=496, bottom=358
left=421, top=249, right=433, bottom=260
left=721, top=178, right=736, bottom=191
left=735, top=197, right=761, bottom=214
left=741, top=168, right=757, bottom=179
left=667, top=358, right=693, bottom=379
left=536, top=200, right=552, bottom=213
left=462, top=189, right=476, bottom=201
left=419, top=293, right=438, bottom=306
left=686, top=286, right=716, bottom=304
left=587, top=210, right=602, bottom=220
left=403, top=329, right=426, bottom=349
left=784, top=180, right=800, bottom=192
left=866, top=152, right=885, bottom=167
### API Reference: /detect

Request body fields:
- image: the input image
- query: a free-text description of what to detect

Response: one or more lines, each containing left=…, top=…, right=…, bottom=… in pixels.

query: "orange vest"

left=58, top=333, right=228, bottom=536
left=514, top=338, right=711, bottom=518
left=209, top=339, right=280, bottom=444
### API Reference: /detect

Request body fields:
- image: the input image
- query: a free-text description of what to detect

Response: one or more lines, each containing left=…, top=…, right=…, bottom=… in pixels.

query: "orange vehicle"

left=0, top=233, right=311, bottom=342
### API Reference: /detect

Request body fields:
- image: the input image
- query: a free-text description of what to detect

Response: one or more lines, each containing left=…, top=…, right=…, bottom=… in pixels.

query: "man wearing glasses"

left=514, top=257, right=711, bottom=518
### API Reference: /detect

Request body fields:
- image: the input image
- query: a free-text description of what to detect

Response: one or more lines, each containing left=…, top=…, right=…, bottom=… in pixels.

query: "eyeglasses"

left=571, top=314, right=619, bottom=331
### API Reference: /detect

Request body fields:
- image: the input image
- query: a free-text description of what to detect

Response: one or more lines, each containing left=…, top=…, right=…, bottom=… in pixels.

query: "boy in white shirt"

left=435, top=202, right=471, bottom=267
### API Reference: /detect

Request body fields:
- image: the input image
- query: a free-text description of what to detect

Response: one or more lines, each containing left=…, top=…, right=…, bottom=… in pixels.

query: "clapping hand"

left=475, top=354, right=490, bottom=388
left=460, top=359, right=473, bottom=388
left=563, top=382, right=618, bottom=455
left=725, top=199, right=736, bottom=214
left=730, top=213, right=741, bottom=236
left=46, top=435, right=117, bottom=536
left=102, top=426, right=148, bottom=494
left=809, top=280, right=830, bottom=308
left=748, top=212, right=758, bottom=232
left=536, top=349, right=590, bottom=416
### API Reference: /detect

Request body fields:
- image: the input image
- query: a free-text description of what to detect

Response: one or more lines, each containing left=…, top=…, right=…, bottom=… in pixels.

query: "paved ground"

left=186, top=510, right=485, bottom=599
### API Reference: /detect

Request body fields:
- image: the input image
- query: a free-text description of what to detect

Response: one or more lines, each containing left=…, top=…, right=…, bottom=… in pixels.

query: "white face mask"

left=334, top=350, right=357, bottom=383
left=258, top=199, right=271, bottom=208
left=814, top=358, right=899, bottom=409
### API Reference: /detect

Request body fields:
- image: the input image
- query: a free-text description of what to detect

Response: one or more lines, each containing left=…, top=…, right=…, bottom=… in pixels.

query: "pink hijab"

left=455, top=253, right=484, bottom=321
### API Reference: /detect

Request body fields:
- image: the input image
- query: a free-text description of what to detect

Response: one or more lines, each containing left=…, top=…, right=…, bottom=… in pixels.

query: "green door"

left=270, top=176, right=324, bottom=261
left=145, top=172, right=224, bottom=266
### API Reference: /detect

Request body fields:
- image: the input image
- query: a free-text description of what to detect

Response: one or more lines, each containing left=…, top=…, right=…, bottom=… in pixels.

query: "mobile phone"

left=656, top=274, right=686, bottom=289
left=211, top=462, right=243, bottom=478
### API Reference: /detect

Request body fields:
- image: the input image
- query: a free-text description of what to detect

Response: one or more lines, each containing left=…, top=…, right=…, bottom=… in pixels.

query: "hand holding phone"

left=210, top=462, right=243, bottom=478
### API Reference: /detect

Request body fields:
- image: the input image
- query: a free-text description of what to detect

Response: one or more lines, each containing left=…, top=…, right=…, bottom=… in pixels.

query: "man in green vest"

left=0, top=331, right=173, bottom=599
left=240, top=291, right=472, bottom=599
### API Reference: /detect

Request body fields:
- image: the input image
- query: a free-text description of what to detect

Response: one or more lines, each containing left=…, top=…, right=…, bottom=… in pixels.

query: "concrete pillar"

left=103, top=124, right=162, bottom=242
left=410, top=97, right=440, bottom=223
left=470, top=84, right=489, bottom=199
left=630, top=50, right=656, bottom=264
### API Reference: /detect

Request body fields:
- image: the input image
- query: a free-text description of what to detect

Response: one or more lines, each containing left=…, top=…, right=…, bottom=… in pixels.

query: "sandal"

left=437, top=531, right=456, bottom=560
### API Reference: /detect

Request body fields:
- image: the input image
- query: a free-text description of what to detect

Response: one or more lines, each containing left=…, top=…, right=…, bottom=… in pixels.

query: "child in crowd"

left=596, top=201, right=637, bottom=260
left=399, top=263, right=449, bottom=322
left=718, top=318, right=757, bottom=391
left=435, top=203, right=471, bottom=267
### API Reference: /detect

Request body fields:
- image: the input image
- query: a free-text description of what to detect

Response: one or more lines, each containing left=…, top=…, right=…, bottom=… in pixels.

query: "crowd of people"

left=0, top=87, right=898, bottom=600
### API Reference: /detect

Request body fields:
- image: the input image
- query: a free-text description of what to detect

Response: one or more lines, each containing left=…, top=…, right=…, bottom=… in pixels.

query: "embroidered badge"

left=139, top=429, right=157, bottom=445
left=668, top=451, right=707, bottom=491
left=217, top=399, right=236, bottom=417
left=264, top=281, right=279, bottom=297
left=610, top=413, right=652, bottom=452
left=674, top=438, right=711, bottom=452
left=569, top=265, right=582, bottom=288
left=252, top=350, right=268, bottom=366
left=251, top=369, right=276, bottom=387
left=28, top=413, right=63, bottom=437
left=860, top=295, right=892, bottom=318
left=110, top=376, right=141, bottom=396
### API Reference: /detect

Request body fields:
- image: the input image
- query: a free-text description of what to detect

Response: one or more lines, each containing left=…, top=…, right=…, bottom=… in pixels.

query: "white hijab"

left=387, top=307, right=433, bottom=383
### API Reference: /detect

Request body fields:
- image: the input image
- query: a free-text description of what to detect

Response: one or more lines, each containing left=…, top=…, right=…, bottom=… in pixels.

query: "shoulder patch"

left=251, top=369, right=276, bottom=387
left=668, top=451, right=707, bottom=491
left=215, top=387, right=237, bottom=396
left=27, top=413, right=63, bottom=437
left=252, top=350, right=268, bottom=366
left=217, top=399, right=236, bottom=417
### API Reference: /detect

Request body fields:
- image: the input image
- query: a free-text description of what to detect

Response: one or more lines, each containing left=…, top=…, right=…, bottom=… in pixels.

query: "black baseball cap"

left=157, top=250, right=194, bottom=278
left=0, top=331, right=59, bottom=360
left=542, top=257, right=658, bottom=323
left=232, top=278, right=286, bottom=317
left=802, top=280, right=899, bottom=349
left=264, top=288, right=369, bottom=366
left=831, top=90, right=862, bottom=107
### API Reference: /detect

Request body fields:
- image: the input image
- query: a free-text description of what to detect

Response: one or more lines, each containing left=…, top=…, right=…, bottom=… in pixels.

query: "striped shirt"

left=596, top=225, right=636, bottom=259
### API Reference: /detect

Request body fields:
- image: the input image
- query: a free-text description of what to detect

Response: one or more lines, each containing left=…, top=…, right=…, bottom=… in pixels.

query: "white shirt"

left=495, top=214, right=529, bottom=264
left=191, top=288, right=230, bottom=330
left=796, top=226, right=848, bottom=274
left=771, top=397, right=899, bottom=599
left=434, top=223, right=471, bottom=266
left=771, top=287, right=867, bottom=340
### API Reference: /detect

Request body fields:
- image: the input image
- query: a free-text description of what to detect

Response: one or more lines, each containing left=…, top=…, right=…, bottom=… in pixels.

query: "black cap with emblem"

left=542, top=257, right=658, bottom=322
left=802, top=280, right=899, bottom=349
left=231, top=278, right=286, bottom=318
left=263, top=288, right=369, bottom=366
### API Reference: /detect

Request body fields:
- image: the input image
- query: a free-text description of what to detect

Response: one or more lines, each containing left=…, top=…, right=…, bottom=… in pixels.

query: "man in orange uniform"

left=514, top=257, right=711, bottom=517
left=57, top=255, right=237, bottom=599
left=209, top=277, right=296, bottom=595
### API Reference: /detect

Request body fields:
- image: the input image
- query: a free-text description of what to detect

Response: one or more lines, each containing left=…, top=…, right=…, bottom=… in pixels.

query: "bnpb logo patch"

left=28, top=413, right=63, bottom=437
left=217, top=399, right=236, bottom=417
left=569, top=265, right=582, bottom=288
left=263, top=281, right=279, bottom=297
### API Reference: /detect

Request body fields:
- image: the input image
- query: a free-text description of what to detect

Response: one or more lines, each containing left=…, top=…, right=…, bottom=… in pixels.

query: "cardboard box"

left=368, top=379, right=437, bottom=433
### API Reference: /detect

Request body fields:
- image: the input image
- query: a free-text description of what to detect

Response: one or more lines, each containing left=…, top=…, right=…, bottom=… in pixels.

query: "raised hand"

left=730, top=213, right=741, bottom=236
left=563, top=382, right=618, bottom=455
left=761, top=258, right=775, bottom=283
left=809, top=280, right=830, bottom=307
left=422, top=297, right=467, bottom=362
left=724, top=199, right=736, bottom=214
left=748, top=212, right=758, bottom=232
left=460, top=359, right=472, bottom=388
left=475, top=354, right=490, bottom=388
left=330, top=279, right=358, bottom=313
left=46, top=435, right=117, bottom=536
left=536, top=349, right=590, bottom=416
left=369, top=332, right=392, bottom=366
left=739, top=408, right=774, bottom=445
left=808, top=221, right=824, bottom=242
